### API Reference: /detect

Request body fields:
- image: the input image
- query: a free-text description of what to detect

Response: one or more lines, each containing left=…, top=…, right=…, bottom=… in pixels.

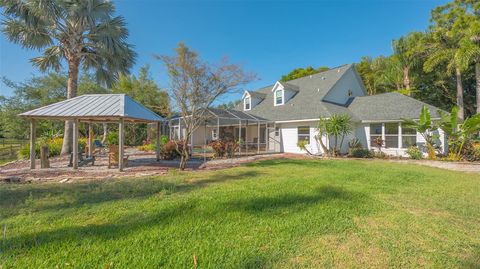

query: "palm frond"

left=1, top=19, right=52, bottom=49
left=30, top=45, right=63, bottom=72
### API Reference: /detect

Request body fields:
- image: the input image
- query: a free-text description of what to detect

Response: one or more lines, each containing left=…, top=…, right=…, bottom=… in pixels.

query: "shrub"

left=18, top=137, right=66, bottom=159
left=138, top=135, right=170, bottom=152
left=106, top=132, right=119, bottom=145
left=209, top=140, right=239, bottom=158
left=349, top=148, right=372, bottom=158
left=348, top=138, right=361, bottom=149
left=374, top=151, right=388, bottom=159
left=406, top=146, right=423, bottom=160
left=160, top=140, right=183, bottom=160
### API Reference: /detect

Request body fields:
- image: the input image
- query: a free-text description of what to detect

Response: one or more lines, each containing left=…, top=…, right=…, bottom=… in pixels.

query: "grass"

left=0, top=158, right=479, bottom=268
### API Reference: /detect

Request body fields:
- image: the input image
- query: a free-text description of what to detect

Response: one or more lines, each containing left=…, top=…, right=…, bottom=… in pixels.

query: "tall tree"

left=0, top=73, right=109, bottom=139
left=392, top=32, right=426, bottom=95
left=456, top=0, right=480, bottom=114
left=1, top=0, right=136, bottom=154
left=424, top=1, right=473, bottom=120
left=157, top=43, right=256, bottom=170
left=280, top=66, right=329, bottom=81
left=112, top=65, right=171, bottom=145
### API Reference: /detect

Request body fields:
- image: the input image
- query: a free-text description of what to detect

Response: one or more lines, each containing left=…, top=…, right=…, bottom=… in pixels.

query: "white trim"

left=275, top=118, right=324, bottom=123
left=244, top=95, right=251, bottom=111
left=274, top=88, right=284, bottom=106
left=271, top=81, right=284, bottom=92
left=361, top=118, right=441, bottom=123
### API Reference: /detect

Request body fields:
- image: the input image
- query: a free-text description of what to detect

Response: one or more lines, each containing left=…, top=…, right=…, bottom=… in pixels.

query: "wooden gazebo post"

left=29, top=119, right=36, bottom=169
left=72, top=119, right=79, bottom=170
left=118, top=118, right=125, bottom=172
left=88, top=123, right=93, bottom=157
left=156, top=121, right=161, bottom=161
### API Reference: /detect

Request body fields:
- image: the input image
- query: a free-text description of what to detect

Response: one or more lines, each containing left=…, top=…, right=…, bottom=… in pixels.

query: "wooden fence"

left=0, top=139, right=28, bottom=161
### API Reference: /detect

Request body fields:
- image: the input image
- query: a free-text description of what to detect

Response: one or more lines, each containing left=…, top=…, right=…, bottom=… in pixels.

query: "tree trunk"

left=102, top=123, right=108, bottom=144
left=455, top=67, right=465, bottom=121
left=179, top=139, right=189, bottom=170
left=403, top=67, right=411, bottom=96
left=476, top=62, right=480, bottom=115
left=61, top=59, right=80, bottom=155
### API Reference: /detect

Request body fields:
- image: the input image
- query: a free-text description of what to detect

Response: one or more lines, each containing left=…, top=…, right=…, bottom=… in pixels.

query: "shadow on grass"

left=226, top=186, right=361, bottom=215
left=0, top=170, right=262, bottom=218
left=1, top=200, right=197, bottom=253
left=245, top=158, right=332, bottom=168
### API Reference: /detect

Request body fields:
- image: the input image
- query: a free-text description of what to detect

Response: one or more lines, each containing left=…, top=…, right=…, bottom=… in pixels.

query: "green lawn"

left=1, top=159, right=479, bottom=268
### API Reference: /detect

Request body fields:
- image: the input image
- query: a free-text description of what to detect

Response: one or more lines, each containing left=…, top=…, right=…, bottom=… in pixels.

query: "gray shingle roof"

left=247, top=91, right=267, bottom=100
left=231, top=64, right=445, bottom=123
left=237, top=64, right=353, bottom=121
left=347, top=92, right=444, bottom=121
left=19, top=94, right=164, bottom=122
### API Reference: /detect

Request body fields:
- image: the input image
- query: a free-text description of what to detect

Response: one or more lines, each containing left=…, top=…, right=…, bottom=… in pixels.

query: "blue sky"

left=0, top=0, right=449, bottom=104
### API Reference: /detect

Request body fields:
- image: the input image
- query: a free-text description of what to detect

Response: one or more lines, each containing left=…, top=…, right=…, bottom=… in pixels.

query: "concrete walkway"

left=386, top=159, right=480, bottom=173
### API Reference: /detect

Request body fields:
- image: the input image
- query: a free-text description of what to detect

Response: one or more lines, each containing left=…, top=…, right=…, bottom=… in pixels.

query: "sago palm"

left=1, top=0, right=136, bottom=154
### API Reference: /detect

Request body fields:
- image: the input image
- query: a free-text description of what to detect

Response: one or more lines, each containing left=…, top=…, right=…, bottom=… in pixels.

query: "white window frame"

left=369, top=122, right=418, bottom=149
left=244, top=96, right=251, bottom=111
left=274, top=89, right=284, bottom=106
left=297, top=126, right=310, bottom=143
left=400, top=122, right=417, bottom=148
left=384, top=122, right=399, bottom=149
left=212, top=128, right=218, bottom=140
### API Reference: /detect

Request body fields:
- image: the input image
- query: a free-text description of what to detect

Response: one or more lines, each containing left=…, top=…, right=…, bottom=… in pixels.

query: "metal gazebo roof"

left=19, top=94, right=164, bottom=123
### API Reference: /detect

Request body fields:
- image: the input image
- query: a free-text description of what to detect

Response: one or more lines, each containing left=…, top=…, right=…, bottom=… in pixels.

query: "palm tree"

left=458, top=16, right=480, bottom=114
left=392, top=32, right=425, bottom=95
left=403, top=106, right=439, bottom=159
left=1, top=0, right=136, bottom=154
left=423, top=29, right=466, bottom=120
left=423, top=2, right=475, bottom=120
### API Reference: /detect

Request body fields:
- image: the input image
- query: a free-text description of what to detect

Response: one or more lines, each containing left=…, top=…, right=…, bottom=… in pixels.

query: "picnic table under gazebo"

left=19, top=94, right=165, bottom=171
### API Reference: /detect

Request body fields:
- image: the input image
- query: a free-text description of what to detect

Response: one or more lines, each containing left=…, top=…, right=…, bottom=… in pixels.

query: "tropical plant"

left=403, top=106, right=439, bottom=159
left=1, top=0, right=136, bottom=154
left=328, top=114, right=353, bottom=156
left=406, top=146, right=423, bottom=160
left=106, top=132, right=119, bottom=146
left=314, top=114, right=352, bottom=157
left=209, top=140, right=239, bottom=158
left=438, top=105, right=480, bottom=160
left=392, top=32, right=426, bottom=95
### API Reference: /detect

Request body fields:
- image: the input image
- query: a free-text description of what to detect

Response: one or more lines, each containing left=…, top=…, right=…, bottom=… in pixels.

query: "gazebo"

left=19, top=94, right=164, bottom=171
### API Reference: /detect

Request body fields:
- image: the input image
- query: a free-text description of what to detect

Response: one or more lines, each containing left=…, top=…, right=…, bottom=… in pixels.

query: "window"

left=275, top=89, right=283, bottom=106
left=370, top=123, right=382, bottom=148
left=385, top=123, right=398, bottom=148
left=212, top=128, right=218, bottom=140
left=402, top=125, right=417, bottom=148
left=298, top=126, right=310, bottom=143
left=348, top=90, right=353, bottom=97
left=244, top=96, right=251, bottom=110
left=275, top=127, right=280, bottom=137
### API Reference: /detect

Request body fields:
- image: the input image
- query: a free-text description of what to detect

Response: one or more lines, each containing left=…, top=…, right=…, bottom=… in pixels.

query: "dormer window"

left=275, top=89, right=284, bottom=106
left=244, top=96, right=251, bottom=110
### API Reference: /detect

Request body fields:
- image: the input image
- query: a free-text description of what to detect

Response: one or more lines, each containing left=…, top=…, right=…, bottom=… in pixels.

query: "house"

left=169, top=64, right=446, bottom=157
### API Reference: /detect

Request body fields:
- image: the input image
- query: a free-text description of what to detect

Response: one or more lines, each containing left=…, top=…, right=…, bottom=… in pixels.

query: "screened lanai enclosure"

left=167, top=108, right=281, bottom=156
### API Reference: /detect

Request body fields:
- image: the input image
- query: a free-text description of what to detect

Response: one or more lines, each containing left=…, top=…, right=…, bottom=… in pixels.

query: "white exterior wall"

left=278, top=121, right=328, bottom=154
left=323, top=67, right=366, bottom=105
